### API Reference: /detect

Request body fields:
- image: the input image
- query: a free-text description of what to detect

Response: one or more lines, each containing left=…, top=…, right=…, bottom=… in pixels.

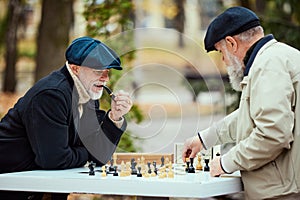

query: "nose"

left=99, top=71, right=109, bottom=82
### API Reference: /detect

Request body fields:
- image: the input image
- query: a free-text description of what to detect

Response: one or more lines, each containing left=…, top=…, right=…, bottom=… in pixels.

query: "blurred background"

left=0, top=0, right=300, bottom=154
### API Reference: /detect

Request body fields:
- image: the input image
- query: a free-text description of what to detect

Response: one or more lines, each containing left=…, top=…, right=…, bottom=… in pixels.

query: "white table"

left=0, top=167, right=242, bottom=198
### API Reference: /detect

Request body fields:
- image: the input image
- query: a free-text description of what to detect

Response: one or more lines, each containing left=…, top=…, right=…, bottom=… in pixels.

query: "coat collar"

left=243, top=34, right=275, bottom=76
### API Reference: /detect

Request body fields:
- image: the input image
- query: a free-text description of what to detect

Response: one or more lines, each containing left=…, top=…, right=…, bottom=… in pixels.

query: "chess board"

left=0, top=166, right=242, bottom=198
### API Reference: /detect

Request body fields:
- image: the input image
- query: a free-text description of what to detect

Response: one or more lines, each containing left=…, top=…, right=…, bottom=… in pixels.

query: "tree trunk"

left=35, top=0, right=74, bottom=82
left=3, top=0, right=22, bottom=92
left=174, top=0, right=185, bottom=48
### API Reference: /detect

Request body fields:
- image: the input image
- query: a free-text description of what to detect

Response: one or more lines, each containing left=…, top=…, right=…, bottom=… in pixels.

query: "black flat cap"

left=65, top=36, right=122, bottom=70
left=204, top=6, right=260, bottom=52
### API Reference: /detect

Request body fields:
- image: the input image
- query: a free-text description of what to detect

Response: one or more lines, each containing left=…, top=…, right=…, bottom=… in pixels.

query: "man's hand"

left=181, top=136, right=202, bottom=162
left=210, top=156, right=225, bottom=177
left=110, top=90, right=132, bottom=121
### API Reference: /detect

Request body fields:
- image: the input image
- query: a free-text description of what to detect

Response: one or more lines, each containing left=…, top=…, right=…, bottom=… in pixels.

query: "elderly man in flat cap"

left=182, top=6, right=300, bottom=199
left=0, top=37, right=132, bottom=199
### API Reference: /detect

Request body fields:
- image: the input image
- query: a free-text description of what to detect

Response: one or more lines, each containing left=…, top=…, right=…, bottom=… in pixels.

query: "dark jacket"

left=0, top=65, right=126, bottom=173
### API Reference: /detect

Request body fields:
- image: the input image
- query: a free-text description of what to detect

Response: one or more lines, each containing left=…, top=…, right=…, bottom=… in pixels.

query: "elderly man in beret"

left=182, top=6, right=300, bottom=199
left=0, top=37, right=132, bottom=199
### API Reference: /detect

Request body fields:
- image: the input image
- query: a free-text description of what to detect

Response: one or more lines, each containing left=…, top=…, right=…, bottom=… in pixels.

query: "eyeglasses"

left=92, top=69, right=110, bottom=76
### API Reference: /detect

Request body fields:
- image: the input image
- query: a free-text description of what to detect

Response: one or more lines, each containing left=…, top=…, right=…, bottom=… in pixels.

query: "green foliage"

left=83, top=0, right=143, bottom=152
left=260, top=0, right=300, bottom=49
left=83, top=0, right=134, bottom=38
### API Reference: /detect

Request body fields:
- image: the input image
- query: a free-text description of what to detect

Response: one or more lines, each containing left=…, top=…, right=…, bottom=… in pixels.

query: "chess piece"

left=196, top=154, right=203, bottom=170
left=188, top=157, right=195, bottom=173
left=88, top=161, right=95, bottom=176
left=113, top=166, right=118, bottom=176
left=165, top=157, right=170, bottom=168
left=168, top=168, right=174, bottom=178
left=120, top=161, right=127, bottom=177
left=185, top=161, right=190, bottom=172
left=160, top=156, right=165, bottom=167
left=109, top=158, right=114, bottom=172
left=204, top=159, right=210, bottom=172
left=158, top=166, right=167, bottom=179
left=153, top=161, right=158, bottom=175
left=147, top=162, right=152, bottom=174
left=101, top=165, right=107, bottom=177
left=130, top=158, right=137, bottom=175
left=113, top=153, right=117, bottom=166
left=137, top=166, right=142, bottom=177
left=150, top=165, right=156, bottom=177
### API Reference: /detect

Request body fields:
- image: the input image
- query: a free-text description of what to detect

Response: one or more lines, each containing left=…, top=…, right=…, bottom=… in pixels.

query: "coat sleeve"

left=78, top=100, right=126, bottom=166
left=222, top=61, right=295, bottom=173
left=199, top=110, right=239, bottom=149
left=23, top=89, right=89, bottom=169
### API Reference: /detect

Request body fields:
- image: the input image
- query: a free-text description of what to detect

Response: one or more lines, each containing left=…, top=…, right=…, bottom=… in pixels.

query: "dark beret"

left=65, top=36, right=122, bottom=70
left=204, top=6, right=260, bottom=52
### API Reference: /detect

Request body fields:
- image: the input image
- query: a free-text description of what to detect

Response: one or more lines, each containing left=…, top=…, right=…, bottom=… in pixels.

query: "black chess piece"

left=160, top=156, right=165, bottom=167
left=113, top=166, right=118, bottom=176
left=137, top=166, right=142, bottom=177
left=204, top=159, right=210, bottom=172
left=185, top=161, right=190, bottom=172
left=147, top=162, right=152, bottom=174
left=153, top=161, right=158, bottom=175
left=188, top=157, right=195, bottom=173
left=88, top=161, right=95, bottom=176
left=109, top=158, right=114, bottom=172
left=130, top=158, right=137, bottom=175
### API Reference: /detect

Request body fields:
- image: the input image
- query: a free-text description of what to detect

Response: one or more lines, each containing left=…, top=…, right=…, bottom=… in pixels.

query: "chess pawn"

left=185, top=161, right=190, bottom=172
left=137, top=166, right=142, bottom=177
left=204, top=159, right=210, bottom=172
left=120, top=161, right=127, bottom=177
left=196, top=154, right=203, bottom=170
left=143, top=172, right=150, bottom=178
left=150, top=165, right=156, bottom=177
left=167, top=168, right=174, bottom=178
left=188, top=157, right=195, bottom=173
left=158, top=167, right=167, bottom=179
left=101, top=166, right=107, bottom=177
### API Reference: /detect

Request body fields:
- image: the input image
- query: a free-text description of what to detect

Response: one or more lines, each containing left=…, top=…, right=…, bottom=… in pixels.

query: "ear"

left=225, top=36, right=238, bottom=52
left=69, top=64, right=80, bottom=75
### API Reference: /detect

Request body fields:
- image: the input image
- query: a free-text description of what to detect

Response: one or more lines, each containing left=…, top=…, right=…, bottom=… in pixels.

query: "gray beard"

left=88, top=90, right=103, bottom=100
left=227, top=65, right=244, bottom=92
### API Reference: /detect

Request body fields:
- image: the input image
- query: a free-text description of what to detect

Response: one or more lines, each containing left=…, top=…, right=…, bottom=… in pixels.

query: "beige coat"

left=200, top=39, right=300, bottom=199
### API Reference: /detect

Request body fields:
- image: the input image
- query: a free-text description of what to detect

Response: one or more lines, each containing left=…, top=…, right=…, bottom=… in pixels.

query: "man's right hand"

left=182, top=135, right=203, bottom=162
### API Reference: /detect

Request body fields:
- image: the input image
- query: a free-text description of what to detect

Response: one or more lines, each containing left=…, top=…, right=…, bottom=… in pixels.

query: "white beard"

left=226, top=54, right=244, bottom=92
left=88, top=89, right=103, bottom=100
